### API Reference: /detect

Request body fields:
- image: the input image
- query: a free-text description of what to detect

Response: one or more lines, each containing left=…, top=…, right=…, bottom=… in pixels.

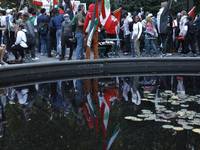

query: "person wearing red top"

left=83, top=4, right=101, bottom=59
left=59, top=5, right=65, bottom=15
left=107, top=14, right=119, bottom=38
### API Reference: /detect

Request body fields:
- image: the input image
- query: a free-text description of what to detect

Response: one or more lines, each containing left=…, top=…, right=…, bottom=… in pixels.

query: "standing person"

left=144, top=17, right=158, bottom=54
left=129, top=15, right=135, bottom=57
left=183, top=15, right=197, bottom=57
left=38, top=18, right=50, bottom=56
left=195, top=13, right=200, bottom=52
left=75, top=4, right=85, bottom=60
left=0, top=44, right=8, bottom=65
left=49, top=8, right=64, bottom=58
left=179, top=10, right=188, bottom=54
left=157, top=2, right=173, bottom=57
left=131, top=15, right=142, bottom=57
left=23, top=13, right=39, bottom=60
left=49, top=10, right=56, bottom=58
left=37, top=8, right=47, bottom=54
left=120, top=11, right=132, bottom=55
left=60, top=14, right=73, bottom=61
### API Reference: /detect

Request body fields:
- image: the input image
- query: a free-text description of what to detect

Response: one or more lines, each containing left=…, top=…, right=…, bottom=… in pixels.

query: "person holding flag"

left=83, top=1, right=101, bottom=59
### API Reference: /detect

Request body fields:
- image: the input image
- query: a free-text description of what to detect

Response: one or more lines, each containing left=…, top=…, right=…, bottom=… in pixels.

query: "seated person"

left=98, top=29, right=112, bottom=58
left=11, top=23, right=28, bottom=61
left=0, top=44, right=8, bottom=66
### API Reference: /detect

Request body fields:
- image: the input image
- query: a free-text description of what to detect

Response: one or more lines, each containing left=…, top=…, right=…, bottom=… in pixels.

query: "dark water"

left=0, top=76, right=200, bottom=150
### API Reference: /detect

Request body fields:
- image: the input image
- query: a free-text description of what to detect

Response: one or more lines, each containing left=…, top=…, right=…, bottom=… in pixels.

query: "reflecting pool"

left=0, top=76, right=200, bottom=150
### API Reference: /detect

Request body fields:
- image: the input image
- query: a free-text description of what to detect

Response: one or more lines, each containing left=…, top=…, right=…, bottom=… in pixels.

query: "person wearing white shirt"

left=131, top=16, right=142, bottom=57
left=11, top=23, right=28, bottom=61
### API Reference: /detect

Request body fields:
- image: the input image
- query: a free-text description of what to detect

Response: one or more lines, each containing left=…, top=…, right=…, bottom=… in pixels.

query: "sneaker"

left=48, top=54, right=53, bottom=57
left=56, top=54, right=60, bottom=59
left=32, top=57, right=39, bottom=60
left=181, top=54, right=187, bottom=57
left=193, top=54, right=197, bottom=57
left=0, top=61, right=8, bottom=65
left=65, top=54, right=69, bottom=58
left=161, top=53, right=166, bottom=57
left=59, top=57, right=65, bottom=61
left=9, top=100, right=15, bottom=104
left=123, top=52, right=128, bottom=55
left=41, top=53, right=44, bottom=56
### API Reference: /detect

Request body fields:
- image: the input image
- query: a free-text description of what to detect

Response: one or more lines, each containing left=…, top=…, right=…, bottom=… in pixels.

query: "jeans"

left=61, top=36, right=73, bottom=59
left=145, top=35, right=157, bottom=53
left=124, top=35, right=131, bottom=53
left=56, top=29, right=61, bottom=54
left=40, top=34, right=50, bottom=54
left=130, top=32, right=135, bottom=57
left=75, top=32, right=85, bottom=59
left=197, top=33, right=200, bottom=51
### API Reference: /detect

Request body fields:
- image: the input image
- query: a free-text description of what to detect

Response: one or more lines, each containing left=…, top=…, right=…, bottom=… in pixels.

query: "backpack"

left=189, top=21, right=197, bottom=35
left=139, top=26, right=145, bottom=41
left=22, top=31, right=35, bottom=48
left=39, top=24, right=49, bottom=36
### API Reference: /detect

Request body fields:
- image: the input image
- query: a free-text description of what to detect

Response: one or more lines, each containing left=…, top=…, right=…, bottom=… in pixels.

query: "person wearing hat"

left=60, top=13, right=73, bottom=61
left=49, top=8, right=64, bottom=59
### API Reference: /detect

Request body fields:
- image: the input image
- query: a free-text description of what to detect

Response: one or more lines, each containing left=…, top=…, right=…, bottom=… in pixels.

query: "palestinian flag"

left=113, top=7, right=122, bottom=22
left=100, top=0, right=112, bottom=29
left=33, top=0, right=43, bottom=6
left=99, top=95, right=111, bottom=140
left=87, top=0, right=99, bottom=48
left=159, top=0, right=173, bottom=34
left=53, top=0, right=58, bottom=6
left=188, top=6, right=196, bottom=21
left=106, top=124, right=120, bottom=150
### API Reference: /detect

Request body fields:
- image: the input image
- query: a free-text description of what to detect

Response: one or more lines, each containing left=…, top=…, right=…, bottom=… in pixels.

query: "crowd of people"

left=0, top=1, right=200, bottom=65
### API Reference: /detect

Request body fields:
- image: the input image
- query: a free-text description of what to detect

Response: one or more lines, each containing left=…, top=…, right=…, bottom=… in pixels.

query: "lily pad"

left=183, top=126, right=193, bottom=130
left=124, top=116, right=137, bottom=120
left=162, top=125, right=174, bottom=129
left=173, top=127, right=184, bottom=131
left=165, top=90, right=172, bottom=94
left=192, top=128, right=200, bottom=134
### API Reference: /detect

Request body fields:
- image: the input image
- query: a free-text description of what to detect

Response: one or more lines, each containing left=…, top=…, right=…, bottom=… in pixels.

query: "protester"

left=23, top=13, right=39, bottom=60
left=37, top=8, right=47, bottom=53
left=84, top=4, right=101, bottom=59
left=38, top=18, right=50, bottom=56
left=60, top=14, right=73, bottom=61
left=120, top=11, right=132, bottom=55
left=11, top=23, right=28, bottom=61
left=131, top=15, right=142, bottom=57
left=49, top=8, right=64, bottom=59
left=195, top=13, right=200, bottom=51
left=129, top=15, right=136, bottom=57
left=179, top=10, right=187, bottom=54
left=182, top=15, right=197, bottom=57
left=144, top=17, right=158, bottom=54
left=75, top=4, right=85, bottom=60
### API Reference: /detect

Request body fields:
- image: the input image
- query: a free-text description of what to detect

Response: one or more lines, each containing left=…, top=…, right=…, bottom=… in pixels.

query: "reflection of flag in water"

left=100, top=0, right=112, bottom=29
left=99, top=95, right=110, bottom=135
left=159, top=0, right=172, bottom=34
left=84, top=91, right=99, bottom=137
left=188, top=6, right=196, bottom=21
left=87, top=0, right=99, bottom=48
left=106, top=124, right=120, bottom=150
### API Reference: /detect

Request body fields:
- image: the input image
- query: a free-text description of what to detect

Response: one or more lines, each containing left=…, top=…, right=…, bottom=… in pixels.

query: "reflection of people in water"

left=130, top=76, right=141, bottom=111
left=0, top=89, right=9, bottom=131
left=50, top=81, right=74, bottom=114
left=74, top=79, right=86, bottom=126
